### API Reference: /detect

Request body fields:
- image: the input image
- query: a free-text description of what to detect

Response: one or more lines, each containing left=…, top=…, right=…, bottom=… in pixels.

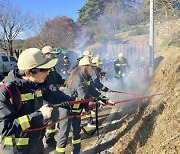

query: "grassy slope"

left=113, top=19, right=180, bottom=153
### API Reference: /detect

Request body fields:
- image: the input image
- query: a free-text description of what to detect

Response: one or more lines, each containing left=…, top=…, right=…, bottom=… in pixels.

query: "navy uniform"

left=60, top=56, right=71, bottom=78
left=85, top=57, right=109, bottom=126
left=114, top=54, right=130, bottom=88
left=136, top=57, right=148, bottom=77
left=0, top=48, right=73, bottom=154
left=41, top=46, right=68, bottom=147
left=56, top=59, right=108, bottom=154
left=44, top=67, right=65, bottom=147
left=91, top=67, right=109, bottom=92
left=69, top=50, right=93, bottom=72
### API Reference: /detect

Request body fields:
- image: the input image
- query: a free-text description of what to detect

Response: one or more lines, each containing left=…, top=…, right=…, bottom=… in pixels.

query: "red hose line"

left=106, top=93, right=164, bottom=106
left=23, top=93, right=164, bottom=132
left=109, top=90, right=145, bottom=97
left=23, top=111, right=91, bottom=132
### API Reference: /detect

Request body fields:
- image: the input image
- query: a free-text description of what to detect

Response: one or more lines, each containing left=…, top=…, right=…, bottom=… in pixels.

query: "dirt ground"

left=113, top=47, right=180, bottom=154
left=44, top=106, right=113, bottom=154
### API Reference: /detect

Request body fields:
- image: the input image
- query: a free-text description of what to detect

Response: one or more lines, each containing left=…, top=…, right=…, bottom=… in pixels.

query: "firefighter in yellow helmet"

left=42, top=46, right=67, bottom=148
left=56, top=57, right=113, bottom=154
left=0, top=48, right=73, bottom=154
left=114, top=53, right=131, bottom=89
left=69, top=50, right=93, bottom=71
left=84, top=56, right=113, bottom=127
left=60, top=56, right=71, bottom=78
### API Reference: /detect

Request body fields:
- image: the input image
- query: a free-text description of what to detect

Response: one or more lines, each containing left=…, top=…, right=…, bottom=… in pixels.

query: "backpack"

left=0, top=82, right=22, bottom=112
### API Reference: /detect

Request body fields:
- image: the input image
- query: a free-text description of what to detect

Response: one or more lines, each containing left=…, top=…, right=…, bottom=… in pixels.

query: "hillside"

left=110, top=18, right=180, bottom=153
left=113, top=46, right=180, bottom=153
left=75, top=18, right=180, bottom=154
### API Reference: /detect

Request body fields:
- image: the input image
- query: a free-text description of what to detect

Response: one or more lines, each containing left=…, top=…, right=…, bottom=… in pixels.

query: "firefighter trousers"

left=115, top=77, right=125, bottom=90
left=56, top=107, right=81, bottom=154
left=84, top=105, right=93, bottom=124
left=0, top=131, right=44, bottom=154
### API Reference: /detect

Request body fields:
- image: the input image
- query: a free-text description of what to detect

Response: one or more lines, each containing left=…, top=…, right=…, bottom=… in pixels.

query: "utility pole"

left=149, top=0, right=154, bottom=76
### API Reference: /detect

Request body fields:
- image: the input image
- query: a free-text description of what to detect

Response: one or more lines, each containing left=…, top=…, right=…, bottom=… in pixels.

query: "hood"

left=3, top=68, right=38, bottom=90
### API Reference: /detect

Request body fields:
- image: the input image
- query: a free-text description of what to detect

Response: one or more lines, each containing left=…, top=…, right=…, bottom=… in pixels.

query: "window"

left=10, top=57, right=17, bottom=62
left=2, top=56, right=8, bottom=62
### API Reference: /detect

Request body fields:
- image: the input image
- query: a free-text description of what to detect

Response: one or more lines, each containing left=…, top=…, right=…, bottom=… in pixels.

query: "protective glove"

left=98, top=97, right=109, bottom=105
left=39, top=104, right=53, bottom=120
left=107, top=99, right=115, bottom=106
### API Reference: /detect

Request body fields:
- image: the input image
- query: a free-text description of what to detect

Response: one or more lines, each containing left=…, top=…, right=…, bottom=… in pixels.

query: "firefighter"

left=114, top=53, right=131, bottom=89
left=56, top=57, right=114, bottom=154
left=136, top=56, right=148, bottom=77
left=42, top=46, right=66, bottom=148
left=84, top=56, right=112, bottom=127
left=0, top=48, right=73, bottom=154
left=60, top=56, right=71, bottom=78
left=91, top=56, right=110, bottom=92
left=70, top=50, right=93, bottom=71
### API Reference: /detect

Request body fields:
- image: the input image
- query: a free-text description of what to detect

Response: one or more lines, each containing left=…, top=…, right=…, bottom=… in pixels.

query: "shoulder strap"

left=0, top=83, right=22, bottom=112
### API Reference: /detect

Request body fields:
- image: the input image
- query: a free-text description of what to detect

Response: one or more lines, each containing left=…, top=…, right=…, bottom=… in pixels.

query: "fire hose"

left=109, top=90, right=145, bottom=97
left=23, top=91, right=164, bottom=133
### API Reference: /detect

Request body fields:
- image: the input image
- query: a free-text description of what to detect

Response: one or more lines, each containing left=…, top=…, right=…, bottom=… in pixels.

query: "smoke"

left=71, top=0, right=149, bottom=111
left=101, top=66, right=149, bottom=114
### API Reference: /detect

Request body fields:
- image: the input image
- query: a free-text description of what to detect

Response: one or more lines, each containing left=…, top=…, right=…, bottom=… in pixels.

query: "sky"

left=13, top=0, right=88, bottom=21
left=11, top=0, right=88, bottom=39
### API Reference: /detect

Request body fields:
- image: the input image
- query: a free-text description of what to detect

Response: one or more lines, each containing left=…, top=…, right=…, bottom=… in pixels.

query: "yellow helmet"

left=118, top=53, right=124, bottom=58
left=79, top=57, right=94, bottom=66
left=92, top=56, right=103, bottom=66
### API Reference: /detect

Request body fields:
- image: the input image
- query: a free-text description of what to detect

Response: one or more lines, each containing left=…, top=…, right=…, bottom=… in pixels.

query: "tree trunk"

left=8, top=40, right=13, bottom=56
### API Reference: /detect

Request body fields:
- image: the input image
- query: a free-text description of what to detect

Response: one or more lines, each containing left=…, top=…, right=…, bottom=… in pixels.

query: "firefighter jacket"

left=114, top=58, right=130, bottom=78
left=0, top=68, right=73, bottom=153
left=61, top=61, right=71, bottom=74
left=136, top=61, right=147, bottom=72
left=67, top=73, right=107, bottom=113
left=45, top=67, right=65, bottom=88
left=91, top=67, right=109, bottom=92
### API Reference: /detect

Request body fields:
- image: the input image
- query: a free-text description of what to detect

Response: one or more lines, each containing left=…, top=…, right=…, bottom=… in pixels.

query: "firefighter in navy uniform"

left=42, top=46, right=66, bottom=148
left=60, top=56, right=71, bottom=78
left=85, top=56, right=112, bottom=127
left=0, top=48, right=73, bottom=154
left=91, top=56, right=110, bottom=92
left=69, top=50, right=93, bottom=71
left=136, top=56, right=148, bottom=78
left=56, top=58, right=114, bottom=154
left=114, top=53, right=131, bottom=89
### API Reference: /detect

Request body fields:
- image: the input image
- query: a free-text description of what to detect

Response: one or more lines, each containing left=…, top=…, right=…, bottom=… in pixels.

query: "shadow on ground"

left=82, top=100, right=165, bottom=154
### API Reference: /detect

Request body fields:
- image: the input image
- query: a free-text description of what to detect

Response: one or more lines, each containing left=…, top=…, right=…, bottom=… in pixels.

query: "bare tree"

left=0, top=0, right=32, bottom=55
left=32, top=16, right=77, bottom=50
left=30, top=15, right=47, bottom=48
